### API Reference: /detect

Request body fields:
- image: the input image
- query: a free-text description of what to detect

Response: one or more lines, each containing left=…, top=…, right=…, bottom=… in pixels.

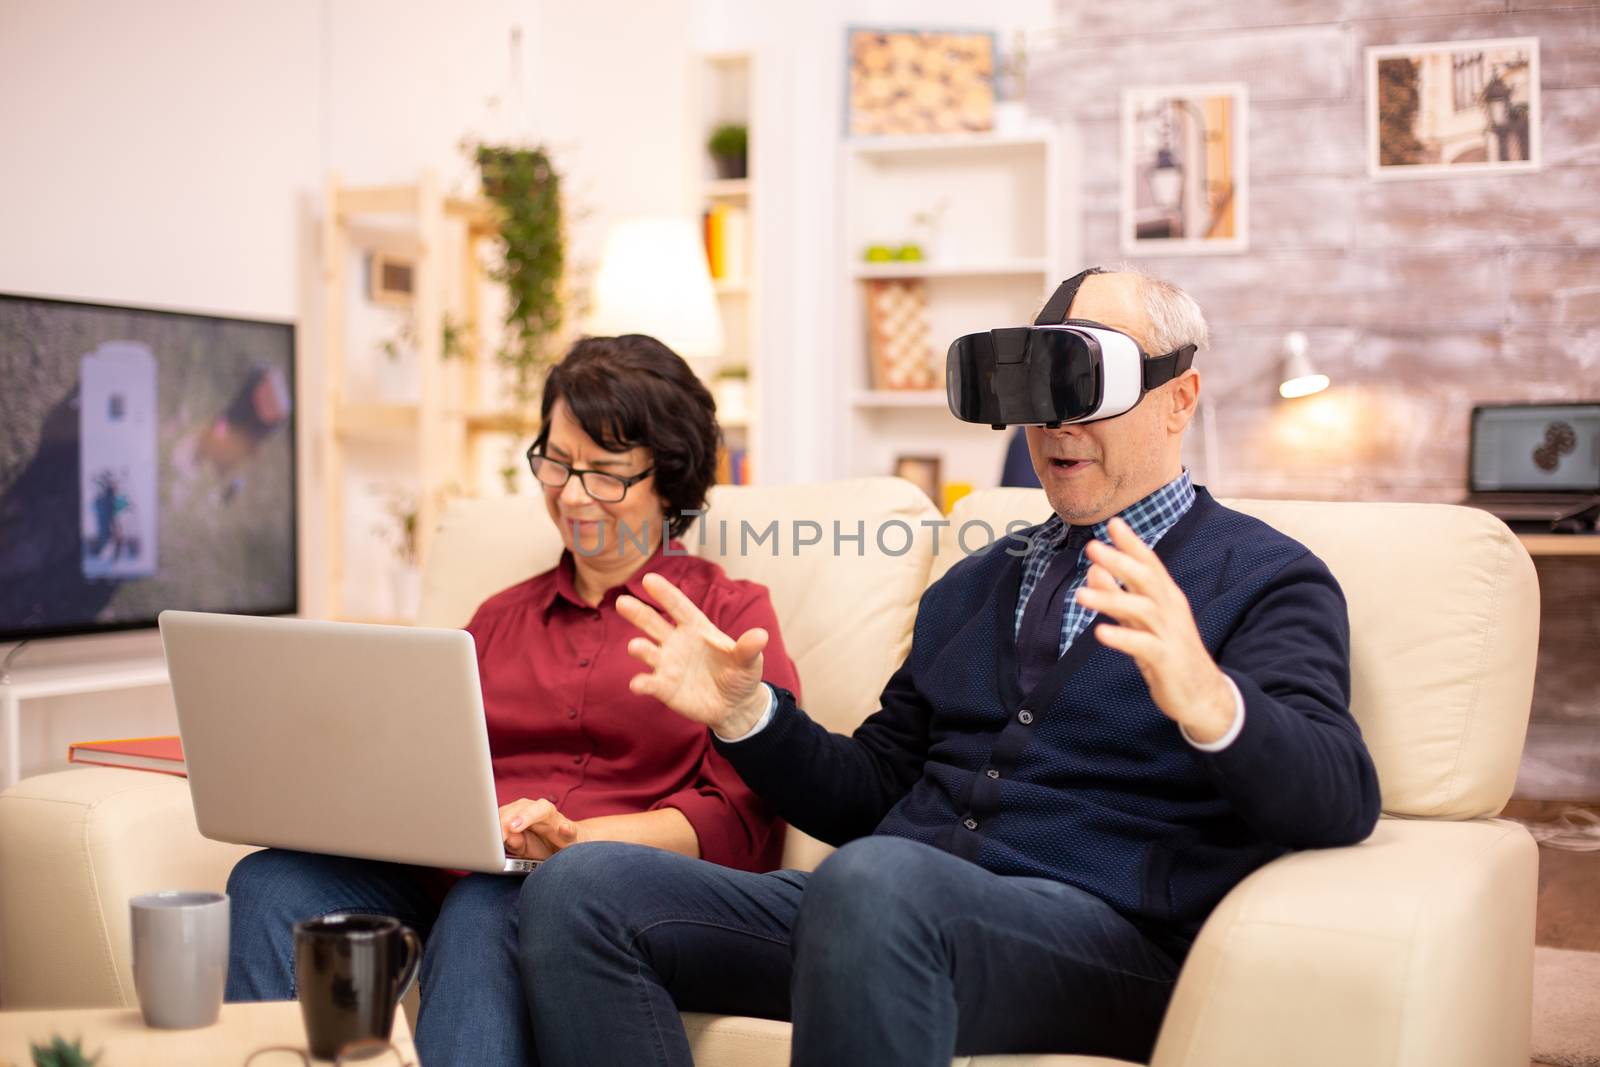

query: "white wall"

left=0, top=0, right=322, bottom=318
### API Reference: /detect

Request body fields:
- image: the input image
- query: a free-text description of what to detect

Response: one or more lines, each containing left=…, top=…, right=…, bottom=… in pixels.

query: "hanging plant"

left=476, top=145, right=564, bottom=391
left=473, top=143, right=566, bottom=491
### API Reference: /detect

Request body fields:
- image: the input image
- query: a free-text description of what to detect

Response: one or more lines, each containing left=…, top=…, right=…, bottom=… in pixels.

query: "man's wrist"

left=1180, top=671, right=1240, bottom=745
left=1181, top=672, right=1246, bottom=751
left=714, top=684, right=774, bottom=742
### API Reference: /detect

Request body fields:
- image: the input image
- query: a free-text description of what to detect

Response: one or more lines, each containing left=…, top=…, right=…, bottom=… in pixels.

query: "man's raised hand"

left=617, top=572, right=772, bottom=738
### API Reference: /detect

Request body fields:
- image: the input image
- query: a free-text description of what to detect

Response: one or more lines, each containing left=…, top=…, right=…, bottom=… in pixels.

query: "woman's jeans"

left=225, top=849, right=531, bottom=1066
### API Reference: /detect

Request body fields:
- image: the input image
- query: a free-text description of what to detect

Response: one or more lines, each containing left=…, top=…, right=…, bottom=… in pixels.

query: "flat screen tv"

left=0, top=293, right=297, bottom=643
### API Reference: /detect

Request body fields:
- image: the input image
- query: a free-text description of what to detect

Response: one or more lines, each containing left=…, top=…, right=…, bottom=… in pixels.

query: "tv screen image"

left=0, top=294, right=297, bottom=642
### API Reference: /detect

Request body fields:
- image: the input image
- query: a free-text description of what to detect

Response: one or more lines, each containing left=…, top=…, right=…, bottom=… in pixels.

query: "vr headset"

left=946, top=267, right=1196, bottom=429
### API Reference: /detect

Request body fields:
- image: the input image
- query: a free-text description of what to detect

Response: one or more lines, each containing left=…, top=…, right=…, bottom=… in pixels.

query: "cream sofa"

left=0, top=479, right=1540, bottom=1066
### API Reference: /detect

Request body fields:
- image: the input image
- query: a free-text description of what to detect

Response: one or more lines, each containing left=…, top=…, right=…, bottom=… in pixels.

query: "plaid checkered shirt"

left=1014, top=469, right=1197, bottom=656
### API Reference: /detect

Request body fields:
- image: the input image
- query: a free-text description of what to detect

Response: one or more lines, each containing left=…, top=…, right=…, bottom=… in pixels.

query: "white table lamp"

left=587, top=217, right=724, bottom=365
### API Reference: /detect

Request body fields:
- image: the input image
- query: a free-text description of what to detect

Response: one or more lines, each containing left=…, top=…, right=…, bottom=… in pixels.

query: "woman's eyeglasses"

left=526, top=449, right=654, bottom=503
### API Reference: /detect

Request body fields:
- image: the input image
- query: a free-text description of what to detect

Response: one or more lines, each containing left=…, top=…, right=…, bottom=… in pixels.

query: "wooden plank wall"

left=1032, top=0, right=1600, bottom=501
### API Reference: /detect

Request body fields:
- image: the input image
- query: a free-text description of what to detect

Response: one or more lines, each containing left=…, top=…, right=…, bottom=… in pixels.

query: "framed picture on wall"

left=1120, top=83, right=1249, bottom=255
left=369, top=252, right=416, bottom=306
left=893, top=454, right=942, bottom=505
left=1367, top=37, right=1540, bottom=179
left=846, top=28, right=996, bottom=137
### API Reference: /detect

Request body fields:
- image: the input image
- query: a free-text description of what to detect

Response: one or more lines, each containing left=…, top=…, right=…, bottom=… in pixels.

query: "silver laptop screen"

left=1470, top=404, right=1600, bottom=493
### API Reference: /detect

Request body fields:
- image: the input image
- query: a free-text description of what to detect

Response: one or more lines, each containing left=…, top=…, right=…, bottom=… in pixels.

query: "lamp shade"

left=1278, top=331, right=1329, bottom=399
left=587, top=217, right=725, bottom=363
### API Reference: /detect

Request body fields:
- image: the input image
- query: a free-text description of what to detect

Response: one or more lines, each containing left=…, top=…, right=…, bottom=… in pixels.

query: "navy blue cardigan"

left=714, top=489, right=1382, bottom=950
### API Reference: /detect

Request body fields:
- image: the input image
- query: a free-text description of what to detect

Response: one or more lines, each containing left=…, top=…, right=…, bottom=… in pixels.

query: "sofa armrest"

left=1152, top=817, right=1535, bottom=1067
left=0, top=768, right=256, bottom=1010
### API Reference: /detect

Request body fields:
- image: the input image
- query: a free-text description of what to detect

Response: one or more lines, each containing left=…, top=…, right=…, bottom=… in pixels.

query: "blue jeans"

left=520, top=836, right=1181, bottom=1067
left=225, top=849, right=533, bottom=1066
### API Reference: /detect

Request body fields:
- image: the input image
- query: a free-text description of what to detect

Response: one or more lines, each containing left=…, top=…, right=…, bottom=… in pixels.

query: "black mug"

left=292, top=914, right=422, bottom=1060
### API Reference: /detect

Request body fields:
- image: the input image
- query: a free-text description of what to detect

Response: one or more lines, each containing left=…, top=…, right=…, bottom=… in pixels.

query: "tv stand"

left=0, top=656, right=169, bottom=790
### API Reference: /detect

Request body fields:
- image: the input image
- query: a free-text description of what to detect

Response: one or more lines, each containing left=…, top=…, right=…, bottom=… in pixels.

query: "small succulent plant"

left=30, top=1036, right=101, bottom=1067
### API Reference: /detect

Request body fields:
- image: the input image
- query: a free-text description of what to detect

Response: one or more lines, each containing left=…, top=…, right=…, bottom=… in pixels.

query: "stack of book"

left=703, top=203, right=749, bottom=282
left=715, top=447, right=751, bottom=486
left=68, top=735, right=187, bottom=776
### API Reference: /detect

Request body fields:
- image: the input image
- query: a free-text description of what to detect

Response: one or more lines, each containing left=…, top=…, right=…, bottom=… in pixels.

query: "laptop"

left=1464, top=403, right=1600, bottom=532
left=158, top=610, right=538, bottom=875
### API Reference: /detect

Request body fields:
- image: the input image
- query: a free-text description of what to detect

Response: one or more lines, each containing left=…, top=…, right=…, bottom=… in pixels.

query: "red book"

left=67, top=736, right=187, bottom=778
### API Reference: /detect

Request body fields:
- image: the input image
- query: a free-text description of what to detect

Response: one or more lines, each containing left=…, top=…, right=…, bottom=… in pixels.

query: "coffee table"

left=0, top=1000, right=417, bottom=1065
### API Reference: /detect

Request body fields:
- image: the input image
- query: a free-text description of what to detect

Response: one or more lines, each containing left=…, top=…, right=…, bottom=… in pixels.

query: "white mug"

left=130, top=890, right=229, bottom=1029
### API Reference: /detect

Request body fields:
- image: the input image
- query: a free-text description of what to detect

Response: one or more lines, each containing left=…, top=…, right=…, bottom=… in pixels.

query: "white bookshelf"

left=840, top=127, right=1075, bottom=505
left=694, top=51, right=758, bottom=484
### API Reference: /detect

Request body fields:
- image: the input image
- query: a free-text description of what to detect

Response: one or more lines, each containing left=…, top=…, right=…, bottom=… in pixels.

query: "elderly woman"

left=225, top=334, right=798, bottom=1064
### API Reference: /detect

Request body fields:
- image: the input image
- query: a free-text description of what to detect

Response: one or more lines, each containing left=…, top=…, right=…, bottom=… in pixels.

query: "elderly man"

left=509, top=268, right=1381, bottom=1065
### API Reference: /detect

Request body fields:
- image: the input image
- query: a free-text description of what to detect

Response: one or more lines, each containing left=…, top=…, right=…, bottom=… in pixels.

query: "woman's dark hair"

left=531, top=334, right=721, bottom=538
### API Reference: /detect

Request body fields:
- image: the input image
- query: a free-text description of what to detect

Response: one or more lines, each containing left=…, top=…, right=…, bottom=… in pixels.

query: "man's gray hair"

left=1127, top=268, right=1209, bottom=356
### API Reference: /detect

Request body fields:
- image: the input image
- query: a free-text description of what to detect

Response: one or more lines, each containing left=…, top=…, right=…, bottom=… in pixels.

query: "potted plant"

left=995, top=30, right=1032, bottom=133
left=708, top=123, right=748, bottom=180
left=472, top=143, right=567, bottom=491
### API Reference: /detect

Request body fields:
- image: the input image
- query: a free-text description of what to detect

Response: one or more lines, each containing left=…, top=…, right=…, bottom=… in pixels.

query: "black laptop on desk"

left=1464, top=402, right=1600, bottom=532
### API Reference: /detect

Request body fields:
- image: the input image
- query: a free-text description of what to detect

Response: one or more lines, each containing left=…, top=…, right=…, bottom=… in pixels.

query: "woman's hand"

left=617, top=572, right=772, bottom=738
left=499, top=798, right=579, bottom=860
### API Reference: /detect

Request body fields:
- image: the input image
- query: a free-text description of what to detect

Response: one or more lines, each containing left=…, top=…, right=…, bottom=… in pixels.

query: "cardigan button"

left=985, top=768, right=1000, bottom=779
left=962, top=818, right=978, bottom=831
left=1018, top=710, right=1034, bottom=725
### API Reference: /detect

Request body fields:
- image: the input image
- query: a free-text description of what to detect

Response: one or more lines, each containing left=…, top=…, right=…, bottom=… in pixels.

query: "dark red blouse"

left=465, top=544, right=798, bottom=872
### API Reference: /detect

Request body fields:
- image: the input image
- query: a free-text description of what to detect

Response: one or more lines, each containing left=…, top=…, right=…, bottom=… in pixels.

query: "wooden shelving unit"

left=319, top=171, right=530, bottom=622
